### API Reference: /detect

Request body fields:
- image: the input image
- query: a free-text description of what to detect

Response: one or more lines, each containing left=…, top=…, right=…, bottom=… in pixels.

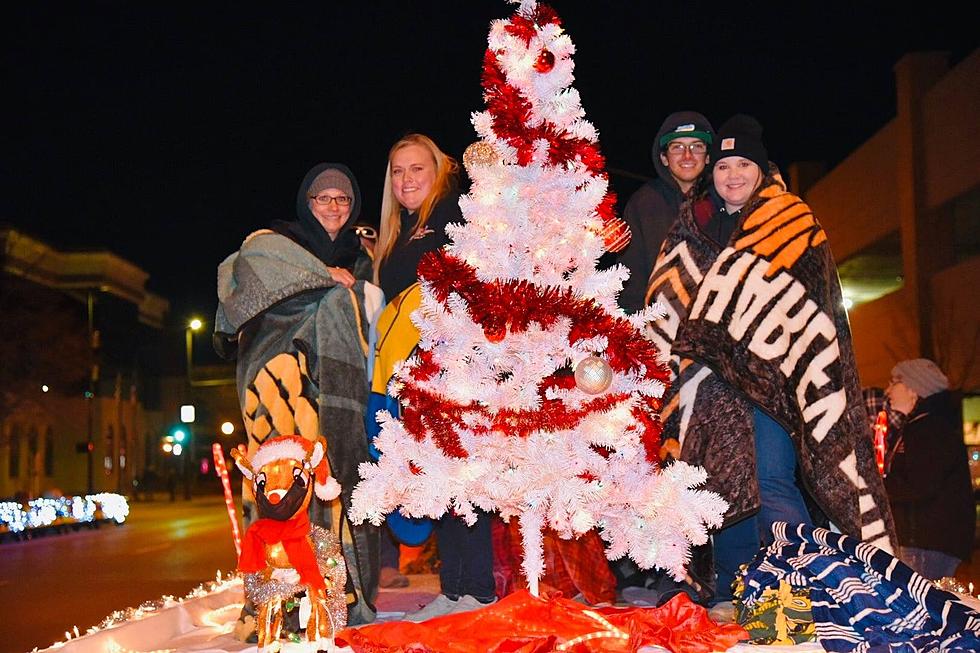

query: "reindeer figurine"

left=232, top=435, right=347, bottom=653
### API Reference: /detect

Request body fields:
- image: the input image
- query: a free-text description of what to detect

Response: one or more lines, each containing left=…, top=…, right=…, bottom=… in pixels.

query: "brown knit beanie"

left=891, top=358, right=948, bottom=397
left=308, top=168, right=353, bottom=199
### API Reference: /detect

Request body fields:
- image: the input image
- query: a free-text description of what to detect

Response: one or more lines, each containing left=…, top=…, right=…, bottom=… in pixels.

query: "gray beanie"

left=308, top=168, right=353, bottom=200
left=891, top=358, right=949, bottom=397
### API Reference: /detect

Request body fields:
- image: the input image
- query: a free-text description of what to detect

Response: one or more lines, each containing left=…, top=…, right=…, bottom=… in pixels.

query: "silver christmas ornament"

left=574, top=355, right=613, bottom=394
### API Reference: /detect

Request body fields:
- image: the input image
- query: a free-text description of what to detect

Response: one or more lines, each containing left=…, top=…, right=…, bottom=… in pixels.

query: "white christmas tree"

left=350, top=0, right=726, bottom=595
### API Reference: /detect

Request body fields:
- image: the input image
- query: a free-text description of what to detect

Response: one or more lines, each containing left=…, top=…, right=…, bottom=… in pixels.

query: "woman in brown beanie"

left=885, top=358, right=974, bottom=579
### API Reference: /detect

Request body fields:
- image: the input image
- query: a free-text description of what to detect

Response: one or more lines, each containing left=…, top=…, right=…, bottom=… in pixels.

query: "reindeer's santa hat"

left=242, top=435, right=341, bottom=501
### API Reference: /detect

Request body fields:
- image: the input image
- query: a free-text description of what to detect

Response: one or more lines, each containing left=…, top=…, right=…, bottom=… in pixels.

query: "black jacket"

left=616, top=111, right=713, bottom=313
left=378, top=192, right=462, bottom=301
left=617, top=178, right=684, bottom=312
left=885, top=390, right=975, bottom=560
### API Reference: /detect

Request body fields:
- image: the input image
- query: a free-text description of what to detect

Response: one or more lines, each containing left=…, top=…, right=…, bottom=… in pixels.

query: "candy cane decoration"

left=873, top=410, right=888, bottom=476
left=212, top=443, right=242, bottom=557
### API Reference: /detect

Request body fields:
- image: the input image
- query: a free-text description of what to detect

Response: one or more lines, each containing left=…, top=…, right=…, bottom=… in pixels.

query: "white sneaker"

left=707, top=600, right=735, bottom=623
left=449, top=594, right=497, bottom=615
left=403, top=594, right=458, bottom=622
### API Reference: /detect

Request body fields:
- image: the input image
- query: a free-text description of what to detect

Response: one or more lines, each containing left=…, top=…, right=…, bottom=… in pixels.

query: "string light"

left=0, top=493, right=128, bottom=535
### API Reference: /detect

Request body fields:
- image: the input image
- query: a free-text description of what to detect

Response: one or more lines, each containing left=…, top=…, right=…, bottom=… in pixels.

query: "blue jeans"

left=712, top=408, right=812, bottom=603
left=435, top=509, right=495, bottom=602
left=900, top=546, right=961, bottom=580
left=380, top=524, right=400, bottom=569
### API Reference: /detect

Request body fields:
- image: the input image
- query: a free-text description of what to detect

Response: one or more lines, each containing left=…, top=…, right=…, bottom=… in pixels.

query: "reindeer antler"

left=230, top=444, right=255, bottom=480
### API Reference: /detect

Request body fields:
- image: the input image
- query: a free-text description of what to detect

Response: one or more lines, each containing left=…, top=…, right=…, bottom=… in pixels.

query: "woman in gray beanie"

left=885, top=358, right=974, bottom=579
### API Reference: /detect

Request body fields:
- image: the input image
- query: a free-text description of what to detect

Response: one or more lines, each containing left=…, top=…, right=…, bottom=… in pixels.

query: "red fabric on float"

left=492, top=516, right=617, bottom=606
left=336, top=590, right=748, bottom=652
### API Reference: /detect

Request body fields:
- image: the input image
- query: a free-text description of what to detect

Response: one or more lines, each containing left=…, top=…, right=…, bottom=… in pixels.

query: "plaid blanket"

left=740, top=522, right=980, bottom=652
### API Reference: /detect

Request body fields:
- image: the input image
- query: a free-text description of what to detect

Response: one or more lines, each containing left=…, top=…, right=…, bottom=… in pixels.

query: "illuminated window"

left=104, top=425, right=114, bottom=474
left=837, top=231, right=903, bottom=309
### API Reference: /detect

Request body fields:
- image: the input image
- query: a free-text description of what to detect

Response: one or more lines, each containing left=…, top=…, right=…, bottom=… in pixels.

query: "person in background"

left=371, top=133, right=497, bottom=620
left=885, top=358, right=974, bottom=579
left=214, top=163, right=381, bottom=625
left=616, top=111, right=714, bottom=314
left=647, top=115, right=896, bottom=618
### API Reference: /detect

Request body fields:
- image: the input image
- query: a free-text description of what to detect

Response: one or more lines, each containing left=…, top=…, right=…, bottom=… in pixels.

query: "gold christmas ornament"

left=574, top=355, right=613, bottom=394
left=463, top=140, right=500, bottom=172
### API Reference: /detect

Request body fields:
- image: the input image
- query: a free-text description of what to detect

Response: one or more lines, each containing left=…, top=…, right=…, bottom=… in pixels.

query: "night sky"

left=4, top=2, right=975, bottom=326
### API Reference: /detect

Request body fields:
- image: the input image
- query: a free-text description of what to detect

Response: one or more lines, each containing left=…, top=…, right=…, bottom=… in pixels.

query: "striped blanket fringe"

left=739, top=522, right=980, bottom=652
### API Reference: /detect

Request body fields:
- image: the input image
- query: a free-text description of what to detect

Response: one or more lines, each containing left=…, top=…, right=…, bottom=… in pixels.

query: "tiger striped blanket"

left=740, top=523, right=980, bottom=652
left=645, top=169, right=895, bottom=552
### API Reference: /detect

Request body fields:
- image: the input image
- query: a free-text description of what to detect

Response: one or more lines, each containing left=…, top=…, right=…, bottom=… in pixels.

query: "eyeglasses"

left=666, top=141, right=708, bottom=156
left=354, top=225, right=377, bottom=240
left=309, top=194, right=352, bottom=207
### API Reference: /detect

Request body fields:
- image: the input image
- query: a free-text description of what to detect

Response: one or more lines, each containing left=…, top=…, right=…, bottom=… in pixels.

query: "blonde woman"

left=368, top=134, right=496, bottom=619
left=374, top=133, right=461, bottom=300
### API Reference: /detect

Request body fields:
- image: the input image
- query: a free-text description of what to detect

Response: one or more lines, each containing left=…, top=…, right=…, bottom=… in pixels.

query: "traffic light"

left=171, top=427, right=188, bottom=443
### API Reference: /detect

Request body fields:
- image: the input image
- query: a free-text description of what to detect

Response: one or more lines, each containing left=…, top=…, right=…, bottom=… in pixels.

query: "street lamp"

left=186, top=318, right=203, bottom=386
left=183, top=318, right=202, bottom=500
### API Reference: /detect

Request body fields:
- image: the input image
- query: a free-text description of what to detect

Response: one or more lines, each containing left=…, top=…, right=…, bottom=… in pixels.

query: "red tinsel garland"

left=481, top=18, right=627, bottom=243
left=503, top=3, right=561, bottom=45
left=419, top=251, right=666, bottom=376
left=390, top=251, right=667, bottom=459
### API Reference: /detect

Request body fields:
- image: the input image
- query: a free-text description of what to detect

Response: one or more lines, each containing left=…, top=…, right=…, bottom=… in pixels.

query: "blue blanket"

left=740, top=523, right=980, bottom=652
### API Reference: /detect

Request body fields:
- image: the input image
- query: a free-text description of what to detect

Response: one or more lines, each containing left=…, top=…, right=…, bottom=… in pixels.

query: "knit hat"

left=891, top=358, right=949, bottom=398
left=244, top=435, right=341, bottom=501
left=710, top=114, right=768, bottom=170
left=657, top=111, right=714, bottom=149
left=308, top=168, right=354, bottom=200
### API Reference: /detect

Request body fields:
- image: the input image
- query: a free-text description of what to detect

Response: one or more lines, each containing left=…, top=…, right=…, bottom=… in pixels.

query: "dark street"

left=2, top=494, right=978, bottom=653
left=0, top=495, right=239, bottom=653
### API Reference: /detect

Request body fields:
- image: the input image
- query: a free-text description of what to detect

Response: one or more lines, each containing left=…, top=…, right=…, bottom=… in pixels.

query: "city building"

left=1, top=226, right=170, bottom=498
left=789, top=49, right=979, bottom=419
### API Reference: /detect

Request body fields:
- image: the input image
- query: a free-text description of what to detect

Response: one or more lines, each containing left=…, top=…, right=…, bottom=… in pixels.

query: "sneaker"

left=707, top=600, right=735, bottom=623
left=449, top=594, right=497, bottom=615
left=403, top=594, right=458, bottom=622
left=379, top=566, right=409, bottom=588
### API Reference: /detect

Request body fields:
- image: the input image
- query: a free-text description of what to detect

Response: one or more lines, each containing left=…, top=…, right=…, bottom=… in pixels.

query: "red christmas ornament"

left=534, top=49, right=555, bottom=73
left=484, top=323, right=507, bottom=343
left=599, top=218, right=631, bottom=253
